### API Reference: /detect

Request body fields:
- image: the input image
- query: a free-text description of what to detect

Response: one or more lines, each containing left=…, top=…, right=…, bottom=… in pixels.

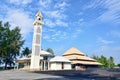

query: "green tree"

left=46, top=48, right=55, bottom=57
left=108, top=56, right=115, bottom=68
left=21, top=47, right=31, bottom=57
left=0, top=21, right=24, bottom=69
left=100, top=55, right=108, bottom=68
left=0, top=21, right=6, bottom=62
left=92, top=55, right=99, bottom=61
left=92, top=55, right=115, bottom=68
left=117, top=64, right=120, bottom=67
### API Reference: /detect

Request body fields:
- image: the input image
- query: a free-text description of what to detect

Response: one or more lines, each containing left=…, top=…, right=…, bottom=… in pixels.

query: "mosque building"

left=16, top=12, right=101, bottom=71
left=62, top=47, right=102, bottom=70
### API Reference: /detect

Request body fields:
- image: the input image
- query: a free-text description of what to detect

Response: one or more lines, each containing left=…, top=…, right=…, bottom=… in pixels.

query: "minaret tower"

left=30, top=12, right=43, bottom=70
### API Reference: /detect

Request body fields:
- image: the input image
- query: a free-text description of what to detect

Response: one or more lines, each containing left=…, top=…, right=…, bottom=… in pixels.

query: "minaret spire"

left=36, top=11, right=42, bottom=17
left=33, top=11, right=43, bottom=26
left=30, top=11, right=43, bottom=70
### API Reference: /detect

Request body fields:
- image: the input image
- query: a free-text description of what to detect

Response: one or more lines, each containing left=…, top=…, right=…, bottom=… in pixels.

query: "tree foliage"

left=92, top=55, right=115, bottom=68
left=108, top=56, right=115, bottom=68
left=117, top=64, right=120, bottom=67
left=46, top=48, right=55, bottom=57
left=0, top=21, right=24, bottom=69
left=21, top=47, right=31, bottom=57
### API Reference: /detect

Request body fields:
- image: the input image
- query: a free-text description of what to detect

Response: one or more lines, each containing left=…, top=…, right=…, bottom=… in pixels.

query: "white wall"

left=50, top=62, right=56, bottom=70
left=56, top=62, right=62, bottom=70
left=64, top=63, right=71, bottom=70
left=50, top=62, right=71, bottom=70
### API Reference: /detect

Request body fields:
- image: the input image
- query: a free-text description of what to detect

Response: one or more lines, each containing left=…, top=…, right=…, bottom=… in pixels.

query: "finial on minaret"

left=33, top=11, right=43, bottom=26
left=36, top=11, right=42, bottom=17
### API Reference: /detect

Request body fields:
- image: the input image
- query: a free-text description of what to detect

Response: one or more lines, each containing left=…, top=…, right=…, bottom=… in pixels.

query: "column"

left=42, top=61, right=43, bottom=70
left=48, top=62, right=49, bottom=70
left=44, top=60, right=46, bottom=71
left=17, top=63, right=19, bottom=70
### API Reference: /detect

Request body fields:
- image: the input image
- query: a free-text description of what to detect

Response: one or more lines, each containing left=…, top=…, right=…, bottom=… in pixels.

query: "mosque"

left=16, top=12, right=101, bottom=71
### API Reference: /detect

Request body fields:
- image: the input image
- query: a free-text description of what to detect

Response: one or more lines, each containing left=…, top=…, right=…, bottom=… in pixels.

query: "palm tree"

left=21, top=47, right=31, bottom=57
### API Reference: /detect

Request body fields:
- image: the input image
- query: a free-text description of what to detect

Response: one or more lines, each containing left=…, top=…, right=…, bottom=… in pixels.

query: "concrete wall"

left=50, top=62, right=71, bottom=70
left=50, top=62, right=57, bottom=70
left=64, top=63, right=71, bottom=70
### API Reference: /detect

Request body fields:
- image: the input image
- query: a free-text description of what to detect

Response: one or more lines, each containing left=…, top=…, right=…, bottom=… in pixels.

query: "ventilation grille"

left=35, top=45, right=40, bottom=56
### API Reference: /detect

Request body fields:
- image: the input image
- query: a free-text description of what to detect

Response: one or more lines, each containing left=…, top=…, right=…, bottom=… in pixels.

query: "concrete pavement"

left=0, top=69, right=120, bottom=80
left=0, top=70, right=63, bottom=80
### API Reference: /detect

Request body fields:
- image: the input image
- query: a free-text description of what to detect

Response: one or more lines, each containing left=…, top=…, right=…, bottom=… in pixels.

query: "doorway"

left=62, top=62, right=64, bottom=69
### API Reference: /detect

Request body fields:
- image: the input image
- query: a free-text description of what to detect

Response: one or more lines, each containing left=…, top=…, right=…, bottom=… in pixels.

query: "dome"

left=50, top=56, right=71, bottom=62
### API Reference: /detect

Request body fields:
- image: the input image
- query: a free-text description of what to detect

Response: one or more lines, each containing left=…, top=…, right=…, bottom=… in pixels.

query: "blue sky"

left=0, top=0, right=120, bottom=64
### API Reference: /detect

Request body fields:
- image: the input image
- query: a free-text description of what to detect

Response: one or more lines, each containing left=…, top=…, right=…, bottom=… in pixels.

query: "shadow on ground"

left=33, top=68, right=120, bottom=80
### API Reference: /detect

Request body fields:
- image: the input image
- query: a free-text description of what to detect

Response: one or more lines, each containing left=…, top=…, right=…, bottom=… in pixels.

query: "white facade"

left=50, top=62, right=71, bottom=70
left=30, top=12, right=43, bottom=70
left=16, top=50, right=53, bottom=70
left=64, top=63, right=71, bottom=69
left=50, top=56, right=71, bottom=70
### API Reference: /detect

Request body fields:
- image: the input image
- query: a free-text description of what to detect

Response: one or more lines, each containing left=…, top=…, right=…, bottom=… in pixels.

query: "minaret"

left=30, top=12, right=43, bottom=70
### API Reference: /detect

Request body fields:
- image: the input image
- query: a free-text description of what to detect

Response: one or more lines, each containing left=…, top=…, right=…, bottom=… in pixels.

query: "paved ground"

left=0, top=70, right=63, bottom=80
left=0, top=68, right=120, bottom=80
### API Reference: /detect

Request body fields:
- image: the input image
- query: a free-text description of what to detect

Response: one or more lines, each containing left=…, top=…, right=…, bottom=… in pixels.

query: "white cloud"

left=97, top=37, right=114, bottom=45
left=5, top=9, right=34, bottom=38
left=44, top=10, right=67, bottom=20
left=44, top=19, right=68, bottom=28
left=43, top=29, right=68, bottom=42
left=38, top=0, right=69, bottom=28
left=9, top=0, right=32, bottom=5
left=73, top=18, right=85, bottom=26
left=78, top=18, right=84, bottom=22
left=84, top=0, right=120, bottom=24
left=83, top=0, right=104, bottom=9
left=105, top=0, right=120, bottom=9
left=54, top=1, right=69, bottom=11
left=43, top=10, right=68, bottom=28
left=78, top=12, right=83, bottom=16
left=43, top=35, right=50, bottom=40
left=109, top=31, right=120, bottom=38
left=43, top=26, right=82, bottom=42
left=72, top=29, right=82, bottom=38
left=99, top=0, right=120, bottom=24
left=56, top=19, right=68, bottom=27
left=44, top=19, right=56, bottom=28
left=39, top=0, right=51, bottom=8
